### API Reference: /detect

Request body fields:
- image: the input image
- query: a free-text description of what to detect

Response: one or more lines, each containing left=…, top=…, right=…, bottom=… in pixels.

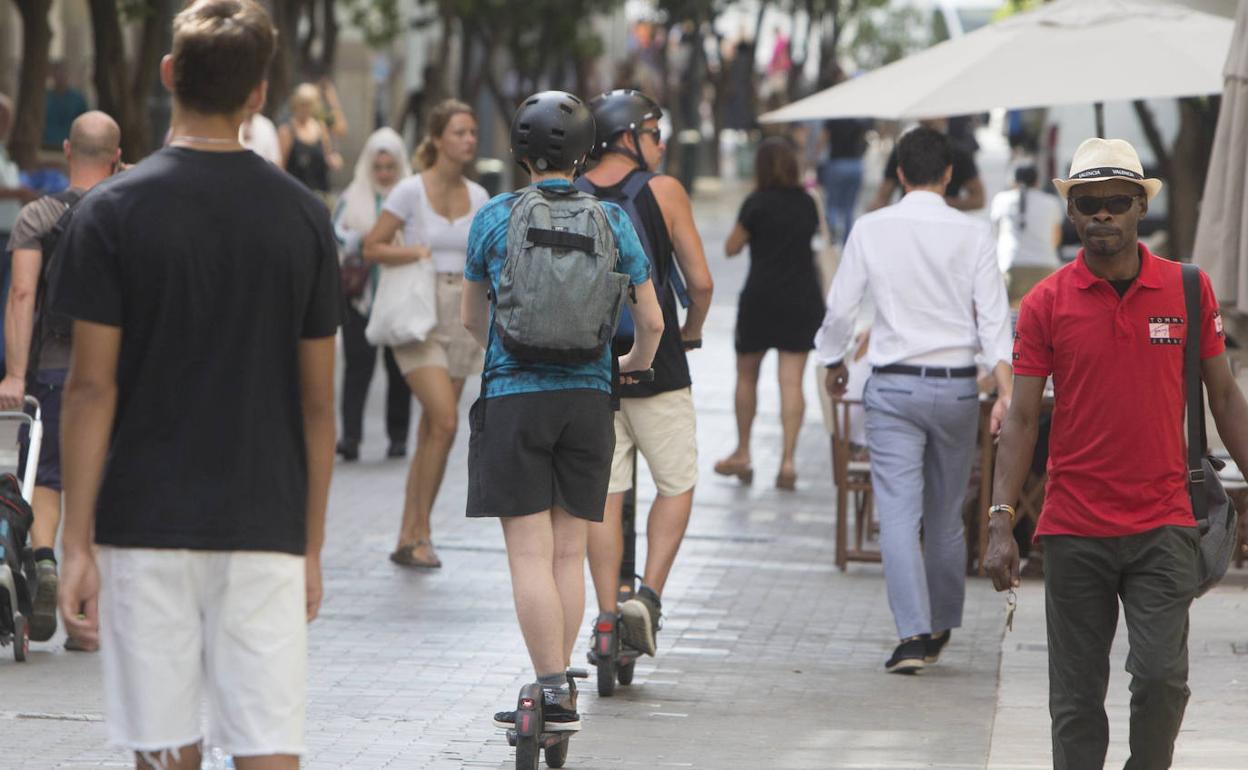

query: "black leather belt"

left=873, top=364, right=977, bottom=378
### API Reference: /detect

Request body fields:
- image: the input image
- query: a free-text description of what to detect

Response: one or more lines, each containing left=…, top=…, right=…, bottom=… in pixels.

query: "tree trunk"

left=88, top=0, right=144, bottom=161
left=267, top=0, right=303, bottom=117
left=10, top=0, right=53, bottom=169
left=129, top=0, right=167, bottom=158
left=1167, top=99, right=1216, bottom=259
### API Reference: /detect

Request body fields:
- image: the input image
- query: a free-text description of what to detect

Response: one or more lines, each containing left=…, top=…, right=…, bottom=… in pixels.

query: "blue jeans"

left=819, top=159, right=864, bottom=244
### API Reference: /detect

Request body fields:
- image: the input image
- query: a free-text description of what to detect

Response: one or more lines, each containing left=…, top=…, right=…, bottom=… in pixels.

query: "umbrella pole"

left=1094, top=102, right=1105, bottom=138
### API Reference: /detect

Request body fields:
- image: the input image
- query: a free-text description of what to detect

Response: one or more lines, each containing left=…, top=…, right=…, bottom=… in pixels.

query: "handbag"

left=340, top=255, right=370, bottom=300
left=365, top=258, right=437, bottom=346
left=1181, top=263, right=1238, bottom=596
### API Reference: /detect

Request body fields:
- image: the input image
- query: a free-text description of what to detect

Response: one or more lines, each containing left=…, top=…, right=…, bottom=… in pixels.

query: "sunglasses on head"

left=1072, top=194, right=1141, bottom=216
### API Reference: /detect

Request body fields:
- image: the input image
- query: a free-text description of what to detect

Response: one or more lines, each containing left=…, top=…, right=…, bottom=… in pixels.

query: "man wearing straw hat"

left=987, top=138, right=1248, bottom=769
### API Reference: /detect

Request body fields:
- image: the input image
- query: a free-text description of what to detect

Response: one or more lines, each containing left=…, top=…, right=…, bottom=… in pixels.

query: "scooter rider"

left=461, top=91, right=664, bottom=732
left=578, top=89, right=714, bottom=658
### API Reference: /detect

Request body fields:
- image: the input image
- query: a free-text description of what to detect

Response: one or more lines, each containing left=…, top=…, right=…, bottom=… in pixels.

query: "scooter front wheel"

left=544, top=737, right=568, bottom=768
left=13, top=613, right=27, bottom=662
left=597, top=653, right=617, bottom=696
left=617, top=660, right=635, bottom=685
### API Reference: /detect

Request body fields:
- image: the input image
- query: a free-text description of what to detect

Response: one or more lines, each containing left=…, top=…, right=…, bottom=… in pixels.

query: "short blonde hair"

left=171, top=0, right=275, bottom=115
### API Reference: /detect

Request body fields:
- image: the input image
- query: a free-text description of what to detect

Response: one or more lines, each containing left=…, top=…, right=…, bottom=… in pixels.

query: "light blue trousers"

left=864, top=372, right=980, bottom=640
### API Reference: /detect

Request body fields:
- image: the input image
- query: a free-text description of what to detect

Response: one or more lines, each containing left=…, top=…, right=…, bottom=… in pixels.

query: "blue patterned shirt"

left=464, top=179, right=651, bottom=399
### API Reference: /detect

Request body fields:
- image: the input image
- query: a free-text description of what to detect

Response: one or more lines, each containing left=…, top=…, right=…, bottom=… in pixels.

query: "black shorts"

left=467, top=389, right=614, bottom=522
left=18, top=370, right=64, bottom=492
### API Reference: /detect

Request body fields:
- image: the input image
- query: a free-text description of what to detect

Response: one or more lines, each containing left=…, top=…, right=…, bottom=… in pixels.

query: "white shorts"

left=608, top=387, right=699, bottom=496
left=98, top=547, right=307, bottom=756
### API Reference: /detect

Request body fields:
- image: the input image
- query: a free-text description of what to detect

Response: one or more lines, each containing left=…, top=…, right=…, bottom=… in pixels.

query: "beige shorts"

left=391, top=273, right=485, bottom=379
left=608, top=387, right=699, bottom=496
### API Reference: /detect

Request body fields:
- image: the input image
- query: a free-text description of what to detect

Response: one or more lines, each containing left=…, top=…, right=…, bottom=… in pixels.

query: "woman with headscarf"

left=332, top=127, right=412, bottom=462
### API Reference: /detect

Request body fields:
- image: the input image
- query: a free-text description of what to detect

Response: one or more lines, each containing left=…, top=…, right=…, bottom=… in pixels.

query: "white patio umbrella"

left=759, top=0, right=1234, bottom=124
left=1193, top=1, right=1248, bottom=321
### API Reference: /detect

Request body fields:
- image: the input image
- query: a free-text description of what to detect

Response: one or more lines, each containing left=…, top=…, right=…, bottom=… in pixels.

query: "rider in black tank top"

left=584, top=170, right=692, bottom=398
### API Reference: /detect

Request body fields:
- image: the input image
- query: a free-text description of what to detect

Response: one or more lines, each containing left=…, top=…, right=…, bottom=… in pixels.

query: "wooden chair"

left=830, top=398, right=881, bottom=571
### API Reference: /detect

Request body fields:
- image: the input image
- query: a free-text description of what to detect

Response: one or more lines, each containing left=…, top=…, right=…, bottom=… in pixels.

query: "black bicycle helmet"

left=587, top=89, right=663, bottom=168
left=509, top=91, right=595, bottom=173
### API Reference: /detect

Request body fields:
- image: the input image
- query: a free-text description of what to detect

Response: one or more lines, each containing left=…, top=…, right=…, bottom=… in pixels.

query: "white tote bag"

left=364, top=176, right=437, bottom=347
left=365, top=259, right=437, bottom=346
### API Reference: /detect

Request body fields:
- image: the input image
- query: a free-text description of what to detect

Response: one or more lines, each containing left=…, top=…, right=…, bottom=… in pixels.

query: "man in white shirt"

left=817, top=126, right=1013, bottom=674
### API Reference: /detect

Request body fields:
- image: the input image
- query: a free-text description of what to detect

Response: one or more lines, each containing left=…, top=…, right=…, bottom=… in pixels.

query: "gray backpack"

left=493, top=185, right=629, bottom=362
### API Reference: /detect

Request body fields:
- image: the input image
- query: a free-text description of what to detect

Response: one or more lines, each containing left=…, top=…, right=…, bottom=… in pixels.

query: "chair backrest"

left=829, top=398, right=859, bottom=487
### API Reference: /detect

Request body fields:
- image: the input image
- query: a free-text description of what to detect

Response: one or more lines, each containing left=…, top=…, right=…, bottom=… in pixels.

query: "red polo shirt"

left=1013, top=244, right=1224, bottom=538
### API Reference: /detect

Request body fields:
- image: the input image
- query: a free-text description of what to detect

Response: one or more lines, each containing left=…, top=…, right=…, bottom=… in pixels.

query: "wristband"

left=825, top=360, right=844, bottom=370
left=988, top=504, right=1017, bottom=526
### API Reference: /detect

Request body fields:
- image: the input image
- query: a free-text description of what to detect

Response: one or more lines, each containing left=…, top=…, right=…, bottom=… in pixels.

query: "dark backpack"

left=28, top=189, right=83, bottom=378
left=574, top=170, right=688, bottom=341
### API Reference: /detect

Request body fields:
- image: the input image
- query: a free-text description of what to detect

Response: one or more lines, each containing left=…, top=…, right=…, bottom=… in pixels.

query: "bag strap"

left=620, top=169, right=655, bottom=200
left=1182, top=263, right=1209, bottom=524
left=527, top=227, right=595, bottom=253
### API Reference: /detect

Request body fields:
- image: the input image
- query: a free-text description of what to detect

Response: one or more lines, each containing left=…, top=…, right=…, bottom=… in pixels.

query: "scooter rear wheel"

left=596, top=655, right=616, bottom=696
left=515, top=734, right=540, bottom=770
left=13, top=613, right=27, bottom=662
left=544, top=738, right=568, bottom=768
left=617, top=660, right=634, bottom=685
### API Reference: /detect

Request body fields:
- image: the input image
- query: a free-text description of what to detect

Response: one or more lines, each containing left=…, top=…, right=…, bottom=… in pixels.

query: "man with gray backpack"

left=461, top=90, right=663, bottom=733
left=576, top=89, right=714, bottom=662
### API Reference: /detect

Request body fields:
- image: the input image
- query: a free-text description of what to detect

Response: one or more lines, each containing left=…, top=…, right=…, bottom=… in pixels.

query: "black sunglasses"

left=638, top=127, right=662, bottom=143
left=1072, top=194, right=1142, bottom=216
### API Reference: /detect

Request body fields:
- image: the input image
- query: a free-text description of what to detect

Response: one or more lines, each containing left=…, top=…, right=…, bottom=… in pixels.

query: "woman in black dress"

left=715, top=137, right=824, bottom=490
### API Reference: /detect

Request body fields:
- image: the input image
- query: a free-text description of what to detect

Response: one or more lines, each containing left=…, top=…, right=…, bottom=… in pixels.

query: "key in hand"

left=1005, top=588, right=1017, bottom=632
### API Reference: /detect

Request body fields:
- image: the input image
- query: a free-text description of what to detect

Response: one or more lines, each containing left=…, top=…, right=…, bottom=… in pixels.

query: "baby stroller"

left=0, top=396, right=43, bottom=662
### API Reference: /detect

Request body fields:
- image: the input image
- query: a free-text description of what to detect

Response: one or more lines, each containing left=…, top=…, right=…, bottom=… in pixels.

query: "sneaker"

left=924, top=630, right=951, bottom=663
left=335, top=439, right=359, bottom=462
left=493, top=674, right=581, bottom=731
left=620, top=585, right=661, bottom=656
left=885, top=637, right=928, bottom=674
left=29, top=560, right=58, bottom=642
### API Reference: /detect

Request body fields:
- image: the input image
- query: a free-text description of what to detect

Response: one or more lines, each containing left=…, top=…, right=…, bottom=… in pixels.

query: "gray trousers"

left=864, top=372, right=980, bottom=640
left=1045, top=526, right=1199, bottom=770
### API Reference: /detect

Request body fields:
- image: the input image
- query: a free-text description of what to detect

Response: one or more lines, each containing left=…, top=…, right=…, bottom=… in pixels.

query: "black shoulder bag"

left=1181, top=263, right=1238, bottom=596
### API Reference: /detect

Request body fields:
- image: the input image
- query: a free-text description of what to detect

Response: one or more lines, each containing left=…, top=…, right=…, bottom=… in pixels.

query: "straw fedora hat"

left=1052, top=138, right=1163, bottom=201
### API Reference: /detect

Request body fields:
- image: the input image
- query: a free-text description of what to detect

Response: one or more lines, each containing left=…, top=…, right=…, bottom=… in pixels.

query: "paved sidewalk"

left=2, top=181, right=1246, bottom=769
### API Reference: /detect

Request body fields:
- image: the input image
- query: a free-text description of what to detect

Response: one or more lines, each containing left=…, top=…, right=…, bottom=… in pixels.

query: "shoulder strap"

left=620, top=170, right=655, bottom=200
left=1182, top=263, right=1208, bottom=523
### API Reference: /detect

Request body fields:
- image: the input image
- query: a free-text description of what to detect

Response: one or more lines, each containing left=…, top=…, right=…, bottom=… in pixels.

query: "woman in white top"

left=365, top=99, right=488, bottom=569
left=989, top=164, right=1064, bottom=305
left=332, top=128, right=413, bottom=462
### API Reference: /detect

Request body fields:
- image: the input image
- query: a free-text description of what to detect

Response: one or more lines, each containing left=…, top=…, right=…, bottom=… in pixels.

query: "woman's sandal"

left=775, top=469, right=798, bottom=491
left=389, top=539, right=442, bottom=569
left=713, top=457, right=754, bottom=485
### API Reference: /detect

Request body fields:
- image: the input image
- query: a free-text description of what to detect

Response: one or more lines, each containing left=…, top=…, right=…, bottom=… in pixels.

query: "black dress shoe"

left=924, top=630, right=952, bottom=663
left=386, top=440, right=407, bottom=458
left=336, top=439, right=359, bottom=461
left=885, top=637, right=928, bottom=674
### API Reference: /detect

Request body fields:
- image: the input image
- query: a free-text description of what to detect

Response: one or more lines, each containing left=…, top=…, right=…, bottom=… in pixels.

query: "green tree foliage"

left=436, top=0, right=623, bottom=117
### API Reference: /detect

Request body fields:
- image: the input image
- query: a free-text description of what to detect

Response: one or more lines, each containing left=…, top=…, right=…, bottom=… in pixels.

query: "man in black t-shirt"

left=868, top=118, right=985, bottom=212
left=579, top=90, right=714, bottom=658
left=56, top=2, right=339, bottom=765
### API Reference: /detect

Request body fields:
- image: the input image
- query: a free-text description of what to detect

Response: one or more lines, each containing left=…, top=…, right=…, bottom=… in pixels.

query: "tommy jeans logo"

left=1148, top=315, right=1184, bottom=345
